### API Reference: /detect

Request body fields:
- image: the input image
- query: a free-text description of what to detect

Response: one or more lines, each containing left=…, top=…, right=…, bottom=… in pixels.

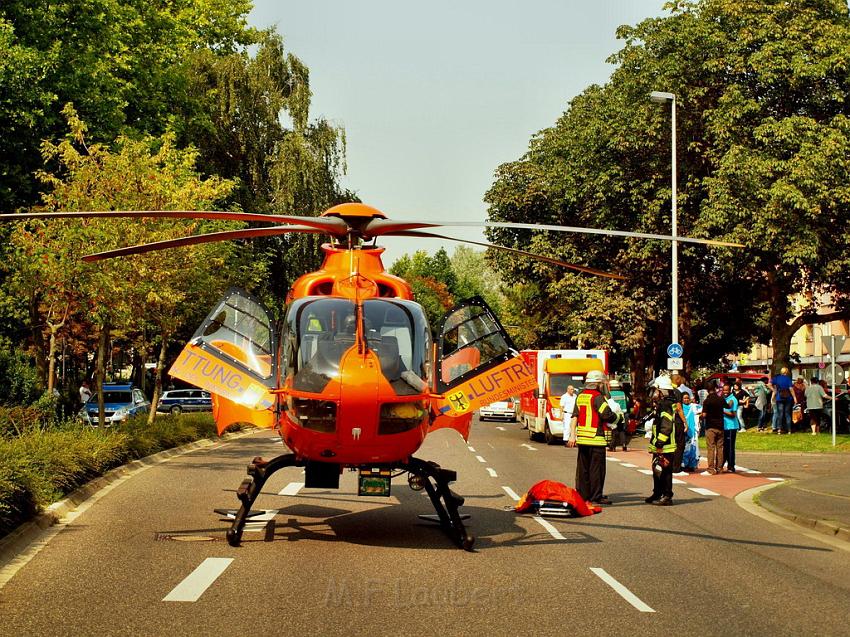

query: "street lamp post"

left=650, top=91, right=678, bottom=357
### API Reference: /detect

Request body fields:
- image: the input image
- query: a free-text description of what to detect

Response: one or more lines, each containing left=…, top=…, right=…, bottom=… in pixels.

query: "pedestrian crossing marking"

left=689, top=487, right=719, bottom=496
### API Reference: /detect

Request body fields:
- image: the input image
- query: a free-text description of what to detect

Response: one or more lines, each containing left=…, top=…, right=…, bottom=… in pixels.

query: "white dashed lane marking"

left=520, top=444, right=537, bottom=451
left=768, top=477, right=785, bottom=482
left=468, top=446, right=476, bottom=452
left=533, top=516, right=565, bottom=540
left=496, top=426, right=506, bottom=431
left=502, top=486, right=521, bottom=501
left=486, top=468, right=498, bottom=478
left=278, top=482, right=304, bottom=496
left=620, top=463, right=637, bottom=468
left=590, top=568, right=655, bottom=613
left=637, top=469, right=654, bottom=475
left=163, top=558, right=233, bottom=602
left=475, top=455, right=486, bottom=463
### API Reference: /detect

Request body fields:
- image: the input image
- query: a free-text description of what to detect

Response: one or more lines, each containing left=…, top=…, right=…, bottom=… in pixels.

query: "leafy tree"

left=390, top=250, right=456, bottom=329
left=486, top=0, right=850, bottom=385
left=0, top=0, right=257, bottom=211
left=10, top=106, right=251, bottom=420
left=449, top=246, right=506, bottom=314
left=174, top=31, right=353, bottom=312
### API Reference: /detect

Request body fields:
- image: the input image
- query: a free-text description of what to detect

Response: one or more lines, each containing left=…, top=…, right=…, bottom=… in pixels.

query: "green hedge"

left=0, top=413, right=225, bottom=538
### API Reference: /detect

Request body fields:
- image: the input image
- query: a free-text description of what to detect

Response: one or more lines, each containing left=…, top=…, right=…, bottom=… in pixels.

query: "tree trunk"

left=681, top=298, right=693, bottom=377
left=45, top=307, right=67, bottom=395
left=29, top=296, right=48, bottom=389
left=47, top=329, right=58, bottom=395
left=631, top=322, right=649, bottom=407
left=147, top=333, right=169, bottom=425
left=96, top=322, right=110, bottom=426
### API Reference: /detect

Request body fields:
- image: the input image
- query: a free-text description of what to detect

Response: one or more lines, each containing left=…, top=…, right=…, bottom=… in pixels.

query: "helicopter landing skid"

left=223, top=453, right=474, bottom=551
left=225, top=453, right=300, bottom=547
left=405, top=457, right=475, bottom=552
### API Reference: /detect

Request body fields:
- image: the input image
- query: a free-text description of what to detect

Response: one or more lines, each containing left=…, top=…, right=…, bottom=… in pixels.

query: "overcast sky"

left=248, top=0, right=667, bottom=265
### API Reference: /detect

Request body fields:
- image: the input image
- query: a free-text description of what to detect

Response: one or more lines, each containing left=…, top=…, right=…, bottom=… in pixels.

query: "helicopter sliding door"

left=434, top=296, right=536, bottom=419
left=169, top=287, right=277, bottom=416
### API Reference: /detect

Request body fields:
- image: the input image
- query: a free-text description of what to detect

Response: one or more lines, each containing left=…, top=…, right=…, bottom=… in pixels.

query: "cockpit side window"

left=286, top=298, right=356, bottom=393
left=364, top=299, right=431, bottom=395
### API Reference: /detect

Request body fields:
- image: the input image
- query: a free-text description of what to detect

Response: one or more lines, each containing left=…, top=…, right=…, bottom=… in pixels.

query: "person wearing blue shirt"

left=770, top=367, right=796, bottom=434
left=722, top=383, right=739, bottom=472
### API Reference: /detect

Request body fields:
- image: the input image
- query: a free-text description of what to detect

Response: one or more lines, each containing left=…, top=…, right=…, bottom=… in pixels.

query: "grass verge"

left=0, top=413, right=226, bottom=538
left=735, top=430, right=850, bottom=453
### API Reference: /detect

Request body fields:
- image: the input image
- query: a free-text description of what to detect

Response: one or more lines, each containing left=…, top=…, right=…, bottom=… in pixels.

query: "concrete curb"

left=755, top=482, right=850, bottom=544
left=735, top=482, right=850, bottom=553
left=0, top=429, right=256, bottom=572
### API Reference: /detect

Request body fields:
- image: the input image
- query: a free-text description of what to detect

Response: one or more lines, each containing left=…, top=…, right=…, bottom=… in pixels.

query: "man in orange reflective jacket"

left=567, top=370, right=624, bottom=505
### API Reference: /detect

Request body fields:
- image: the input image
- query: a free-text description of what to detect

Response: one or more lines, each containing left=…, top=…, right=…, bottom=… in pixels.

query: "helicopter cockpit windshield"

left=285, top=297, right=432, bottom=395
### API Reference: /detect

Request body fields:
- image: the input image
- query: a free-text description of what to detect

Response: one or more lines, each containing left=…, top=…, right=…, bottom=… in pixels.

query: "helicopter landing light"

left=408, top=474, right=426, bottom=491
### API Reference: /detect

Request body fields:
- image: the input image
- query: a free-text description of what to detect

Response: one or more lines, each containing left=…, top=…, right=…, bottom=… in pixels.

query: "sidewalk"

left=739, top=451, right=850, bottom=543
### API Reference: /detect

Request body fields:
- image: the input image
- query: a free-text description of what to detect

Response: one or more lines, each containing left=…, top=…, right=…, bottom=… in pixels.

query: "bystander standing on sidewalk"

left=681, top=392, right=701, bottom=472
left=734, top=381, right=752, bottom=432
left=722, top=383, right=739, bottom=472
left=770, top=367, right=796, bottom=434
left=793, top=377, right=807, bottom=432
left=754, top=380, right=771, bottom=431
left=701, top=381, right=725, bottom=475
left=805, top=378, right=827, bottom=435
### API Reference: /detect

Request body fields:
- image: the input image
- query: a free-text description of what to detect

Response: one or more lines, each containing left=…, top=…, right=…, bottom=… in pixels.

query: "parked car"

left=156, top=389, right=213, bottom=415
left=478, top=399, right=518, bottom=422
left=80, top=383, right=150, bottom=426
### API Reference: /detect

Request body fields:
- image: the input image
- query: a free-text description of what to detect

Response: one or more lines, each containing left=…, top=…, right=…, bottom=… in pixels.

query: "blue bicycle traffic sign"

left=666, top=343, right=683, bottom=358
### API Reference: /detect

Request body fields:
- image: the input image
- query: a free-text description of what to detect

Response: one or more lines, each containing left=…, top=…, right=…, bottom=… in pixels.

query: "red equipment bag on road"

left=515, top=479, right=602, bottom=516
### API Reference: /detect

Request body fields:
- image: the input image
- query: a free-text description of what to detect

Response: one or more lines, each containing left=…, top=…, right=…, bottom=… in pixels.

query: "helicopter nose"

left=336, top=350, right=382, bottom=446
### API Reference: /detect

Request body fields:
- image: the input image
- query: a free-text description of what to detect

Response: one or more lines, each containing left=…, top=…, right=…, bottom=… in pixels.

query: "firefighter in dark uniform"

left=645, top=375, right=678, bottom=506
left=566, top=370, right=624, bottom=505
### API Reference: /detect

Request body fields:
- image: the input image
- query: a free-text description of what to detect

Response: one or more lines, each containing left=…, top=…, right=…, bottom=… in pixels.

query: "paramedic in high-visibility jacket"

left=566, top=370, right=624, bottom=505
left=645, top=375, right=678, bottom=506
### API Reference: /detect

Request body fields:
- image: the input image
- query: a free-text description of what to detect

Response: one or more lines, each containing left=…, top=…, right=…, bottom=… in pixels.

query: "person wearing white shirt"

left=559, top=385, right=577, bottom=444
left=79, top=380, right=92, bottom=406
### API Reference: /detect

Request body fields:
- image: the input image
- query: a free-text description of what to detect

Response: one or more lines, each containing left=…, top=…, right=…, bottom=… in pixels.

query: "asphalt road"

left=1, top=418, right=849, bottom=636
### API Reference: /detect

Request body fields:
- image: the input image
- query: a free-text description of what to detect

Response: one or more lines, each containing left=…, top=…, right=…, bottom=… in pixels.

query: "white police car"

left=156, top=389, right=213, bottom=415
left=478, top=399, right=518, bottom=422
left=80, top=383, right=150, bottom=426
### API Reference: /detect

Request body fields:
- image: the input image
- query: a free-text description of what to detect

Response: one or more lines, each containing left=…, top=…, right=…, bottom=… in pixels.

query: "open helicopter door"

left=431, top=296, right=537, bottom=439
left=169, top=287, right=278, bottom=434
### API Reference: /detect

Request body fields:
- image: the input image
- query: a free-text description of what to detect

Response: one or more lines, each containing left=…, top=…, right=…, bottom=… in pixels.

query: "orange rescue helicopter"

left=2, top=202, right=739, bottom=550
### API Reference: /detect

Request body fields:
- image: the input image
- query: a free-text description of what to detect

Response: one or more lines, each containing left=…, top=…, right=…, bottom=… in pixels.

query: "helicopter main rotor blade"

left=364, top=218, right=742, bottom=248
left=81, top=225, right=323, bottom=262
left=0, top=210, right=349, bottom=236
left=391, top=230, right=627, bottom=280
